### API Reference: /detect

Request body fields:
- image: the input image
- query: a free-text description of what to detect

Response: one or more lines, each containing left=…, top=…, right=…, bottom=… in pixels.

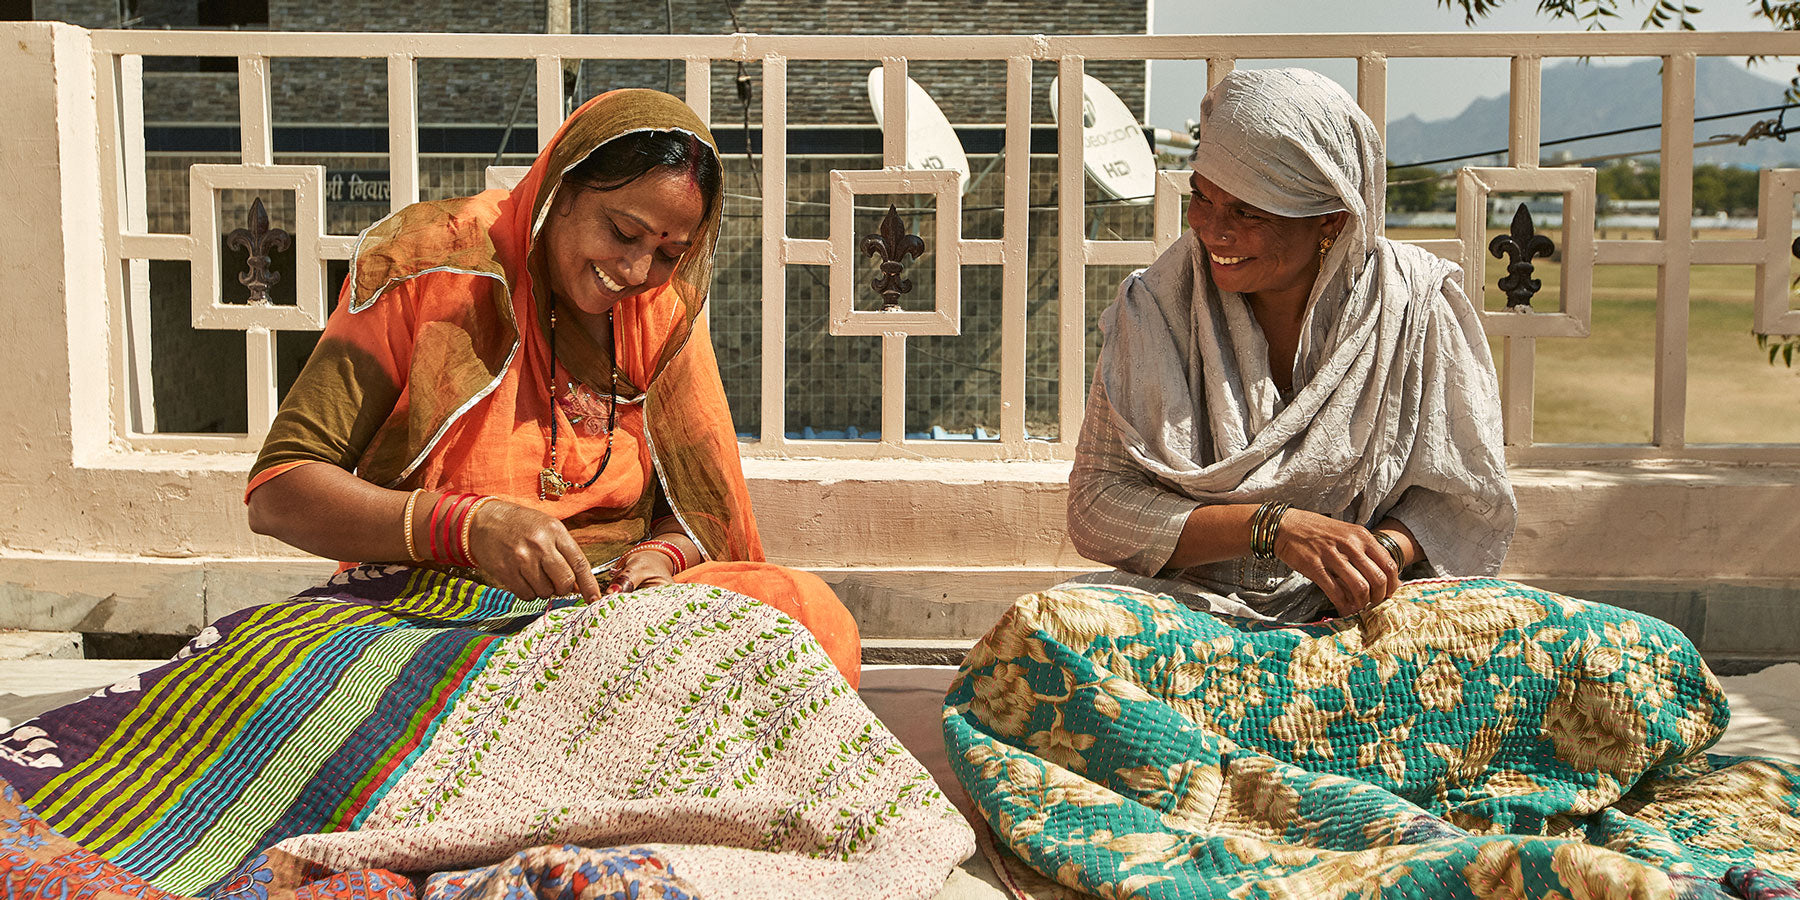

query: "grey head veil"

left=1094, top=68, right=1516, bottom=614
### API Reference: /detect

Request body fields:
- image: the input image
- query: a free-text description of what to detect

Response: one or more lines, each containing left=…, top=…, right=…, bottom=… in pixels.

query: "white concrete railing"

left=7, top=23, right=1800, bottom=655
left=82, top=28, right=1800, bottom=466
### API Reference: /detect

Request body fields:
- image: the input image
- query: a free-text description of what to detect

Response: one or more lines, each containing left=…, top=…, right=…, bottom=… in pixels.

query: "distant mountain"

left=1384, top=57, right=1800, bottom=170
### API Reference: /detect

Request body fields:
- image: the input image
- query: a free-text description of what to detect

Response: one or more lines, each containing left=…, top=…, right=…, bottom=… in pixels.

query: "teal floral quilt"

left=943, top=578, right=1800, bottom=899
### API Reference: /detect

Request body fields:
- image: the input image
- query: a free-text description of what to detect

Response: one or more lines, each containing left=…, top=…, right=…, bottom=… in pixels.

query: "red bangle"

left=628, top=538, right=690, bottom=574
left=444, top=493, right=478, bottom=566
left=429, top=492, right=478, bottom=566
left=427, top=492, right=449, bottom=564
left=648, top=538, right=691, bottom=571
left=436, top=494, right=456, bottom=564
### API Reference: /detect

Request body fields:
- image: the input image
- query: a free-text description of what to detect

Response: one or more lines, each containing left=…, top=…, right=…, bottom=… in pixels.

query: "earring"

left=1319, top=235, right=1335, bottom=257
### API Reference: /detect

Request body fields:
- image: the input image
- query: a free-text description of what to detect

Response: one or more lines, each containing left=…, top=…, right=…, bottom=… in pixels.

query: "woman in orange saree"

left=244, top=88, right=858, bottom=686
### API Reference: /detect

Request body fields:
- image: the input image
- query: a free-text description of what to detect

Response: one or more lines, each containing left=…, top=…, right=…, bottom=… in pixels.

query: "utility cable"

left=492, top=74, right=534, bottom=167
left=719, top=0, right=761, bottom=186
left=665, top=0, right=676, bottom=94
left=1388, top=117, right=1793, bottom=187
left=1388, top=101, right=1798, bottom=170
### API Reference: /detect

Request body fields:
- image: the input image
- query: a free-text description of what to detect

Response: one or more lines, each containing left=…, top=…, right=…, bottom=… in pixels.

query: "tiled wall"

left=43, top=0, right=1145, bottom=126
left=64, top=0, right=1152, bottom=438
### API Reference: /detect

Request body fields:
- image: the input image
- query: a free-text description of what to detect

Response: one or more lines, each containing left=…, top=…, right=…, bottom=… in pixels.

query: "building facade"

left=36, top=0, right=1153, bottom=438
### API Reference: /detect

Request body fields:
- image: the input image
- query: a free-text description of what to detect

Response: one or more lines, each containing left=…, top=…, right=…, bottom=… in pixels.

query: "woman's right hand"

left=1271, top=508, right=1399, bottom=617
left=467, top=500, right=603, bottom=603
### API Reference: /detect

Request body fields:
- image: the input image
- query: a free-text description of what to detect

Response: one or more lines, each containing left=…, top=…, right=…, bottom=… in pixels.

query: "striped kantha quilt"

left=944, top=579, right=1800, bottom=900
left=0, top=564, right=974, bottom=900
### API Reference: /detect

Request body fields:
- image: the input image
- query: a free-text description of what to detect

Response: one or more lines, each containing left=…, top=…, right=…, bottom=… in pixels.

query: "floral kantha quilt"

left=943, top=579, right=1799, bottom=899
left=0, top=565, right=974, bottom=900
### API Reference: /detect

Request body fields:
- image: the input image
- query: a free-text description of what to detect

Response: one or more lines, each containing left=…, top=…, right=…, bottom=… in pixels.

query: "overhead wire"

left=1387, top=101, right=1798, bottom=170
left=664, top=0, right=676, bottom=94
left=719, top=0, right=761, bottom=187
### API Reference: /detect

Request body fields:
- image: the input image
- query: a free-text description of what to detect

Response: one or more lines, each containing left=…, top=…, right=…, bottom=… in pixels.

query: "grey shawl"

left=1087, top=68, right=1516, bottom=620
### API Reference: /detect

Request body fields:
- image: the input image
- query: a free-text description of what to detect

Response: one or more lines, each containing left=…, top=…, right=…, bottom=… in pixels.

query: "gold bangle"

left=1372, top=530, right=1405, bottom=571
left=401, top=488, right=423, bottom=562
left=1250, top=501, right=1290, bottom=560
left=462, top=496, right=496, bottom=569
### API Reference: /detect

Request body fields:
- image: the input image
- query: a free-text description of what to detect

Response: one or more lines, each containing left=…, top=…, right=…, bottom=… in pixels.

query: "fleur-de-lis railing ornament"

left=225, top=197, right=293, bottom=305
left=860, top=203, right=926, bottom=311
left=1488, top=202, right=1556, bottom=310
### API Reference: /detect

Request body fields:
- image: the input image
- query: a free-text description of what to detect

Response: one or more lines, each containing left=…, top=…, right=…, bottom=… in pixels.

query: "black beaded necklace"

left=538, top=299, right=616, bottom=501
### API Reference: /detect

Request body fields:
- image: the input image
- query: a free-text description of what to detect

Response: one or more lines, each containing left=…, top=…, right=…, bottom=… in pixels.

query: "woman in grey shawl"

left=1067, top=67, right=1516, bottom=622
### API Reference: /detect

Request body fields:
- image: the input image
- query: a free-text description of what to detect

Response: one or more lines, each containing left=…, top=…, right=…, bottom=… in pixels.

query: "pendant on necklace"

left=539, top=468, right=568, bottom=501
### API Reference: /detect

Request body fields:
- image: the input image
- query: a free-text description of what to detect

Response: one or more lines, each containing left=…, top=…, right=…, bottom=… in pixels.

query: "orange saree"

left=248, top=90, right=858, bottom=685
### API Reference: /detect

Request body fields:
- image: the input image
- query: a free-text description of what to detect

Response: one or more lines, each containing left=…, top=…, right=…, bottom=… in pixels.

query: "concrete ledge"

left=820, top=566, right=1085, bottom=641
left=1525, top=578, right=1800, bottom=663
left=7, top=457, right=1800, bottom=575
left=745, top=458, right=1800, bottom=582
left=0, top=556, right=1789, bottom=664
left=0, top=555, right=336, bottom=635
left=863, top=639, right=977, bottom=667
left=0, top=557, right=1083, bottom=642
left=1, top=458, right=1797, bottom=662
left=0, top=631, right=81, bottom=660
left=1505, top=463, right=1800, bottom=581
left=743, top=458, right=1087, bottom=569
left=0, top=659, right=159, bottom=696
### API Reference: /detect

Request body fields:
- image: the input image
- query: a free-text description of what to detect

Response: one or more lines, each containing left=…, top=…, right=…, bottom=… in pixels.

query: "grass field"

left=1390, top=227, right=1800, bottom=444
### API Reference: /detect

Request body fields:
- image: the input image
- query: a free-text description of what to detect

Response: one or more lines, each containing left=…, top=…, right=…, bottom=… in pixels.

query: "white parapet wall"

left=3, top=455, right=1799, bottom=665
left=1, top=23, right=1797, bottom=665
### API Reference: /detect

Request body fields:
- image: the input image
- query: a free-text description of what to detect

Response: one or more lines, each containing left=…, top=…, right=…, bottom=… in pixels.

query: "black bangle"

left=1372, top=530, right=1405, bottom=571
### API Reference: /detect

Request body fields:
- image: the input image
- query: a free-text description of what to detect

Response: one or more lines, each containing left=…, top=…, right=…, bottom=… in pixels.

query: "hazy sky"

left=1144, top=0, right=1779, bottom=130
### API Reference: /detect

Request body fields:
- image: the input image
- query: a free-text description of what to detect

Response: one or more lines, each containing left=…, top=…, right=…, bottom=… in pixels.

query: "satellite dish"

left=1049, top=73, right=1156, bottom=202
left=866, top=67, right=970, bottom=188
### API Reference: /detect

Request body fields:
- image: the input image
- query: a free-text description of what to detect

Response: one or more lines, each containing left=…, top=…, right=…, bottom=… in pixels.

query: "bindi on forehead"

left=575, top=170, right=704, bottom=248
left=603, top=204, right=688, bottom=243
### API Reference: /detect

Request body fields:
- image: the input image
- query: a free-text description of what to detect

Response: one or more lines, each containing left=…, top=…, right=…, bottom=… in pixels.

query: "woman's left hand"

left=605, top=548, right=678, bottom=594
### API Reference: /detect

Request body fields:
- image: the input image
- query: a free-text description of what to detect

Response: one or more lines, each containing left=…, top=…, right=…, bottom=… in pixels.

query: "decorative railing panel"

left=84, top=30, right=1800, bottom=465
